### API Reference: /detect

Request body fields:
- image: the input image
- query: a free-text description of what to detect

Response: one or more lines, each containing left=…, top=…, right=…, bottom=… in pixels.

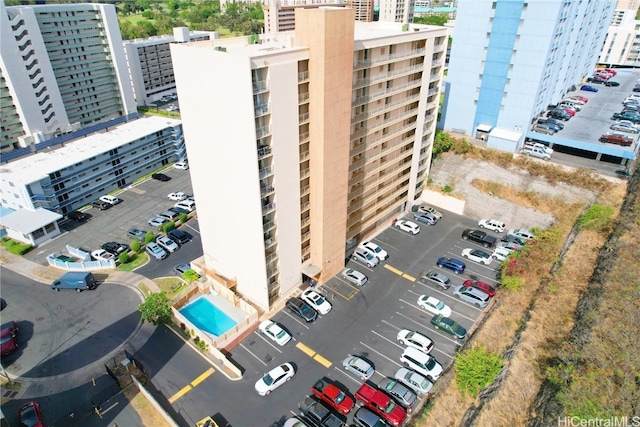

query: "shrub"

left=442, top=184, right=454, bottom=193
left=130, top=239, right=141, bottom=253
left=178, top=212, right=188, bottom=223
left=144, top=232, right=155, bottom=244
left=455, top=345, right=504, bottom=398
left=183, top=269, right=200, bottom=283
left=118, top=252, right=129, bottom=264
left=1, top=238, right=33, bottom=255
left=578, top=204, right=614, bottom=232
left=138, top=292, right=172, bottom=325
left=161, top=221, right=175, bottom=233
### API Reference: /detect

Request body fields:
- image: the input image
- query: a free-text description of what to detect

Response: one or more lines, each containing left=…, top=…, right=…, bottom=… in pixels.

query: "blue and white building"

left=442, top=0, right=616, bottom=142
left=0, top=116, right=184, bottom=215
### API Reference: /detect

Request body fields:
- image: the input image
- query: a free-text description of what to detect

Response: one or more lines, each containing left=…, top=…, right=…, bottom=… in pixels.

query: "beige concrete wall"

left=294, top=8, right=355, bottom=282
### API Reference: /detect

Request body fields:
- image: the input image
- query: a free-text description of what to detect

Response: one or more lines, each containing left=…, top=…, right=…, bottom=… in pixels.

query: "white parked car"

left=397, top=329, right=434, bottom=354
left=394, top=368, right=433, bottom=396
left=301, top=289, right=332, bottom=315
left=91, top=249, right=115, bottom=261
left=416, top=205, right=443, bottom=219
left=394, top=220, right=420, bottom=235
left=508, top=228, right=535, bottom=240
left=258, top=320, right=291, bottom=346
left=478, top=219, right=506, bottom=233
left=497, top=241, right=521, bottom=251
left=417, top=295, right=452, bottom=317
left=174, top=160, right=189, bottom=170
left=148, top=217, right=169, bottom=227
left=462, top=248, right=492, bottom=265
left=168, top=192, right=188, bottom=201
left=156, top=236, right=180, bottom=253
left=341, top=268, right=368, bottom=287
left=99, top=195, right=121, bottom=205
left=492, top=246, right=513, bottom=261
left=359, top=241, right=388, bottom=261
left=254, top=363, right=295, bottom=396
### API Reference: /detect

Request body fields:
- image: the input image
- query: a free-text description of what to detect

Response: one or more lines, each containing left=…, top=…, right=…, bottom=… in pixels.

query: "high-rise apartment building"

left=442, top=0, right=615, bottom=138
left=0, top=2, right=136, bottom=153
left=599, top=0, right=640, bottom=66
left=171, top=8, right=447, bottom=310
left=263, top=0, right=374, bottom=33
left=378, top=0, right=415, bottom=23
left=123, top=27, right=216, bottom=106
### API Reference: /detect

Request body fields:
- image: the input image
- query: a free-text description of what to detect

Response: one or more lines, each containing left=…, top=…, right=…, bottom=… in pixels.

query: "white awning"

left=476, top=124, right=493, bottom=132
left=301, top=263, right=322, bottom=278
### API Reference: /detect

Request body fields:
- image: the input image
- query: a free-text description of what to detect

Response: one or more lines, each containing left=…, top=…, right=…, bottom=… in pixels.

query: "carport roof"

left=490, top=127, right=522, bottom=141
left=0, top=208, right=62, bottom=234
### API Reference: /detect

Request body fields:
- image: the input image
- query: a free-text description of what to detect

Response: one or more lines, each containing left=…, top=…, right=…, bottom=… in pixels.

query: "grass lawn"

left=153, top=277, right=187, bottom=298
left=117, top=252, right=148, bottom=272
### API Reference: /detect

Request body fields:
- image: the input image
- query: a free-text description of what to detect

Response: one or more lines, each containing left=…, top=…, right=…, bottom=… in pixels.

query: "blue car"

left=437, top=257, right=466, bottom=274
left=580, top=85, right=598, bottom=92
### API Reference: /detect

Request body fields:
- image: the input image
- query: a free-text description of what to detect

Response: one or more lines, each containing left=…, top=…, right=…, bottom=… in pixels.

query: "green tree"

left=183, top=269, right=200, bottom=283
left=118, top=251, right=130, bottom=264
left=162, top=221, right=176, bottom=233
left=178, top=213, right=188, bottom=223
left=414, top=13, right=448, bottom=26
left=138, top=292, right=172, bottom=325
left=130, top=239, right=141, bottom=253
left=455, top=346, right=504, bottom=397
left=144, top=231, right=156, bottom=244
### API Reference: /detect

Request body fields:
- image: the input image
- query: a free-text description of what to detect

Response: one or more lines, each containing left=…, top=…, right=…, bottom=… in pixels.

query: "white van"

left=99, top=195, right=121, bottom=205
left=174, top=200, right=196, bottom=213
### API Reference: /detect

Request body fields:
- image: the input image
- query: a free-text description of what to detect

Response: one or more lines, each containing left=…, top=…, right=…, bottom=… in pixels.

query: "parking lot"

left=170, top=210, right=504, bottom=426
left=28, top=165, right=202, bottom=277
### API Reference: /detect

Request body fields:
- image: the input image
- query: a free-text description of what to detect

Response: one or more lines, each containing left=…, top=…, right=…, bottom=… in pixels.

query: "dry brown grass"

left=123, top=386, right=172, bottom=427
left=415, top=173, right=627, bottom=427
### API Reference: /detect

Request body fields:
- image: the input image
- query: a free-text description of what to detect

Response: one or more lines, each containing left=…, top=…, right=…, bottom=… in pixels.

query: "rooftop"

left=0, top=116, right=181, bottom=184
left=0, top=208, right=62, bottom=234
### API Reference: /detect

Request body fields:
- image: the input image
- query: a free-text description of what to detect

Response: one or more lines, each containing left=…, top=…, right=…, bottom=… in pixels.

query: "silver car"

left=378, top=378, right=417, bottom=414
left=351, top=247, right=379, bottom=268
left=341, top=268, right=368, bottom=287
left=146, top=242, right=167, bottom=260
left=394, top=367, right=433, bottom=396
left=419, top=270, right=451, bottom=290
left=156, top=236, right=179, bottom=253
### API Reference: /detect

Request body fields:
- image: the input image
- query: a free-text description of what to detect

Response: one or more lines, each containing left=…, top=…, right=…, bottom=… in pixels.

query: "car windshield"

left=426, top=358, right=436, bottom=370
left=384, top=400, right=397, bottom=413
left=300, top=305, right=312, bottom=315
left=335, top=391, right=345, bottom=404
left=435, top=301, right=445, bottom=310
left=263, top=373, right=274, bottom=386
left=314, top=295, right=325, bottom=304
left=275, top=329, right=286, bottom=339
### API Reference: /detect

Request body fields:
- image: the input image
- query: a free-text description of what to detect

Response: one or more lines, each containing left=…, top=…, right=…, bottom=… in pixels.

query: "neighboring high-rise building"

left=263, top=0, right=374, bottom=33
left=123, top=27, right=216, bottom=107
left=599, top=0, right=640, bottom=66
left=442, top=0, right=615, bottom=138
left=378, top=0, right=415, bottom=23
left=171, top=8, right=448, bottom=310
left=0, top=1, right=136, bottom=153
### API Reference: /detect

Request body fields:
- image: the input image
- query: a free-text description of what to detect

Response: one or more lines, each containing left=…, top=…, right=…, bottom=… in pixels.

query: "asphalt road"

left=133, top=209, right=503, bottom=427
left=0, top=267, right=144, bottom=426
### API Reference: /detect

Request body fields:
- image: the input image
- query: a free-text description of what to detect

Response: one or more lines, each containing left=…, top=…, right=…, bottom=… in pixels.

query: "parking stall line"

left=371, top=238, right=399, bottom=252
left=333, top=366, right=363, bottom=385
left=411, top=281, right=453, bottom=299
left=254, top=331, right=283, bottom=354
left=282, top=311, right=311, bottom=329
left=371, top=330, right=403, bottom=350
left=384, top=264, right=404, bottom=276
left=359, top=341, right=402, bottom=368
left=239, top=343, right=268, bottom=367
left=398, top=297, right=478, bottom=323
left=167, top=367, right=215, bottom=403
left=183, top=222, right=200, bottom=234
left=323, top=280, right=359, bottom=301
left=393, top=309, right=466, bottom=346
left=296, top=342, right=316, bottom=357
left=381, top=319, right=402, bottom=331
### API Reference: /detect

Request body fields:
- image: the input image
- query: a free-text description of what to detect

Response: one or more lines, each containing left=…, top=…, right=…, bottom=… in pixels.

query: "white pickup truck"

left=522, top=143, right=552, bottom=160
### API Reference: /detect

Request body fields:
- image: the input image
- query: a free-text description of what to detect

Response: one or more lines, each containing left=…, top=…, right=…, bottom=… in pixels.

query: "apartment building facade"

left=171, top=8, right=447, bottom=311
left=0, top=116, right=184, bottom=215
left=0, top=2, right=136, bottom=154
left=442, top=0, right=615, bottom=138
left=263, top=0, right=373, bottom=33
left=378, top=0, right=415, bottom=23
left=123, top=27, right=216, bottom=106
left=599, top=0, right=640, bottom=66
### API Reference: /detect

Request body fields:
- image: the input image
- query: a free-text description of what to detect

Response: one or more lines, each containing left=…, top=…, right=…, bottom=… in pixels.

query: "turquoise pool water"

left=179, top=296, right=237, bottom=337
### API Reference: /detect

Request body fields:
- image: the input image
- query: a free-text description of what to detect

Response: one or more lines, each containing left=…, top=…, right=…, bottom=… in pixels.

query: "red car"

left=599, top=133, right=634, bottom=146
left=574, top=95, right=588, bottom=103
left=355, top=383, right=407, bottom=427
left=562, top=107, right=576, bottom=116
left=463, top=279, right=496, bottom=298
left=604, top=68, right=617, bottom=76
left=18, top=401, right=43, bottom=427
left=311, top=378, right=355, bottom=415
left=0, top=321, right=18, bottom=356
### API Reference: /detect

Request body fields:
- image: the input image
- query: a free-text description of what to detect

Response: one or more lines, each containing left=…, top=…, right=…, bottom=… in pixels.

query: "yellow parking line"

left=385, top=264, right=404, bottom=275
left=191, top=367, right=215, bottom=387
left=296, top=342, right=316, bottom=357
left=168, top=367, right=215, bottom=403
left=168, top=385, right=192, bottom=403
left=402, top=273, right=416, bottom=282
left=313, top=354, right=332, bottom=368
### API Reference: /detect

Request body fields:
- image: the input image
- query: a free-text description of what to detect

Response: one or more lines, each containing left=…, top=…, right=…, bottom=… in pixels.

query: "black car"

left=66, top=211, right=88, bottom=222
left=151, top=173, right=171, bottom=182
left=547, top=109, right=571, bottom=121
left=604, top=81, right=620, bottom=87
left=586, top=77, right=605, bottom=84
left=101, top=241, right=130, bottom=255
left=461, top=229, right=497, bottom=248
left=168, top=229, right=190, bottom=244
left=287, top=297, right=317, bottom=322
left=536, top=117, right=564, bottom=130
left=91, top=200, right=111, bottom=210
left=168, top=206, right=189, bottom=215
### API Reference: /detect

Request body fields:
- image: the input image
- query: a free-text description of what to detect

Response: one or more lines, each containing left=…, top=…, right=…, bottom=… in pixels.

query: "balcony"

left=300, top=200, right=310, bottom=212
left=300, top=168, right=310, bottom=179
left=256, top=125, right=271, bottom=138
left=259, top=167, right=273, bottom=179
left=299, top=150, right=310, bottom=162
left=353, top=64, right=424, bottom=89
left=299, top=112, right=310, bottom=123
left=253, top=80, right=268, bottom=94
left=257, top=146, right=272, bottom=159
left=301, top=231, right=311, bottom=243
left=263, top=220, right=276, bottom=234
left=298, top=71, right=309, bottom=82
left=299, top=92, right=310, bottom=103
left=299, top=132, right=310, bottom=142
left=354, top=48, right=426, bottom=69
left=301, top=216, right=311, bottom=227
left=262, top=202, right=276, bottom=215
left=352, top=79, right=423, bottom=106
left=255, top=103, right=270, bottom=117
left=260, top=185, right=275, bottom=196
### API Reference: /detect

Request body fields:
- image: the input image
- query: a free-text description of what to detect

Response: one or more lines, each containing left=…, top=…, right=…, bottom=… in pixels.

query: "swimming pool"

left=179, top=295, right=238, bottom=337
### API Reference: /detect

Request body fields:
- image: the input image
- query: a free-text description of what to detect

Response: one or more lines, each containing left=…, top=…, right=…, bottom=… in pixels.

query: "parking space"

left=196, top=209, right=506, bottom=426
left=28, top=166, right=200, bottom=274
